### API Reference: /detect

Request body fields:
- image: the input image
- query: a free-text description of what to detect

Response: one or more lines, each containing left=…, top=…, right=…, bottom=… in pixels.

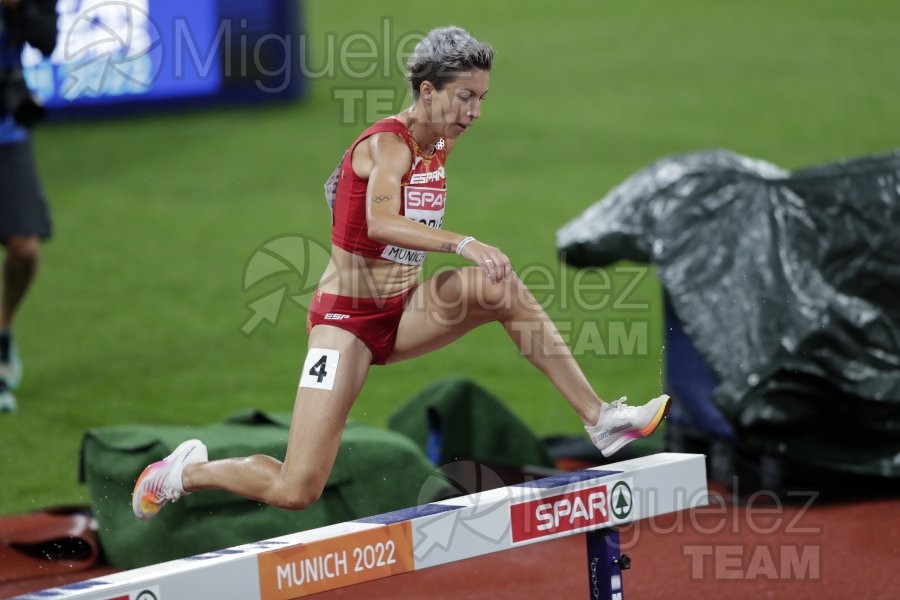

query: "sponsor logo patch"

left=510, top=484, right=611, bottom=542
left=405, top=188, right=445, bottom=210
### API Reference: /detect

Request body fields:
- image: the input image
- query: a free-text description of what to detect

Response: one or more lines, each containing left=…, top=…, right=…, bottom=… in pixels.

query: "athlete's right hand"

left=459, top=240, right=512, bottom=283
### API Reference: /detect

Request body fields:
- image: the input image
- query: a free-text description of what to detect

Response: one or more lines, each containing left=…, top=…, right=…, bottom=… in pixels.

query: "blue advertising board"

left=22, top=0, right=304, bottom=117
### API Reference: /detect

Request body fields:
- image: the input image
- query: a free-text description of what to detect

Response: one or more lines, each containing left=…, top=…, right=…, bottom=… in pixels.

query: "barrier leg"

left=586, top=527, right=629, bottom=599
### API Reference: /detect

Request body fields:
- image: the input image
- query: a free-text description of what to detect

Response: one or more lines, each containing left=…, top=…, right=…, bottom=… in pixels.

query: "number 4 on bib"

left=309, top=355, right=328, bottom=382
left=300, top=348, right=340, bottom=390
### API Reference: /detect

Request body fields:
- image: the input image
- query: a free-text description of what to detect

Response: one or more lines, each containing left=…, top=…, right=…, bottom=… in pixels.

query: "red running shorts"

left=306, top=288, right=416, bottom=365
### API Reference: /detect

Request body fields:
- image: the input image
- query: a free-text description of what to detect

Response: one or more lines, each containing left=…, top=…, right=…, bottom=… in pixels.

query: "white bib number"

left=380, top=185, right=446, bottom=266
left=299, top=348, right=340, bottom=390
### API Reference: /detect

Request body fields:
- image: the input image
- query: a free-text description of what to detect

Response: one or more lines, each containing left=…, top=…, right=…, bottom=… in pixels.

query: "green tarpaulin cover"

left=80, top=410, right=436, bottom=569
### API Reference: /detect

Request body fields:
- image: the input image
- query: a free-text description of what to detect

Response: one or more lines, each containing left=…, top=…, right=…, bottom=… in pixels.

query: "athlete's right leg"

left=134, top=325, right=372, bottom=516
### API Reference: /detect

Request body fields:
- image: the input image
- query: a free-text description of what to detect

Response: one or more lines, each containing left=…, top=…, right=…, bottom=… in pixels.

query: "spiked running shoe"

left=586, top=394, right=671, bottom=457
left=132, top=439, right=207, bottom=520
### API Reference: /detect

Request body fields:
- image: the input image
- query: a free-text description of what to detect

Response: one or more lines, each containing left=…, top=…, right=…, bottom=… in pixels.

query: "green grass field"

left=1, top=0, right=898, bottom=515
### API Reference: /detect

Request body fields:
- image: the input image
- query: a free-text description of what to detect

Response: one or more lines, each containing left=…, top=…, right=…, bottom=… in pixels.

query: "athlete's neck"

left=401, top=108, right=438, bottom=156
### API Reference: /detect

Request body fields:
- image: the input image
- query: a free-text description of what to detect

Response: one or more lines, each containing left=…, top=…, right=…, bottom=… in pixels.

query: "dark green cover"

left=80, top=411, right=436, bottom=569
left=387, top=376, right=554, bottom=469
left=557, top=149, right=900, bottom=478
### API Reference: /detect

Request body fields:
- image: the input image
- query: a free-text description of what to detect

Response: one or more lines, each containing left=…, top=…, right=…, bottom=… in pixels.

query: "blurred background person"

left=0, top=0, right=57, bottom=412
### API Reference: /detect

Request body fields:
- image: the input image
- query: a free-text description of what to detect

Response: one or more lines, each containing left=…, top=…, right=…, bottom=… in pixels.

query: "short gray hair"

left=406, top=26, right=494, bottom=99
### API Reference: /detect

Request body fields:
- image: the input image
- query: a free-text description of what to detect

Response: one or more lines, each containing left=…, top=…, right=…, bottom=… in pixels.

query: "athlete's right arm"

left=361, top=132, right=512, bottom=282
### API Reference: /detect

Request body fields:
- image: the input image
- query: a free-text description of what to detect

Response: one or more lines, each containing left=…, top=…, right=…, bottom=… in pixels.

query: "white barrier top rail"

left=15, top=453, right=707, bottom=600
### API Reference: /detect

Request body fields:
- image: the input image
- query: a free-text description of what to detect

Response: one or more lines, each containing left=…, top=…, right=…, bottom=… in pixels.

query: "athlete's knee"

left=275, top=488, right=324, bottom=511
left=271, top=472, right=327, bottom=511
left=474, top=272, right=529, bottom=319
left=5, top=236, right=41, bottom=268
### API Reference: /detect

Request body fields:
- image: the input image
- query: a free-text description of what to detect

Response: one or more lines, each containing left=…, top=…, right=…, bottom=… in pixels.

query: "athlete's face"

left=424, top=69, right=490, bottom=140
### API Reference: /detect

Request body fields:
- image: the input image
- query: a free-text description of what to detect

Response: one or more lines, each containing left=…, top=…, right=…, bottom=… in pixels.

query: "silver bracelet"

left=455, top=236, right=476, bottom=255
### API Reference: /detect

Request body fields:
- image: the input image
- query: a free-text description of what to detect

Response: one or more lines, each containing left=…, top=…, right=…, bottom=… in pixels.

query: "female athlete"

left=133, top=26, right=670, bottom=519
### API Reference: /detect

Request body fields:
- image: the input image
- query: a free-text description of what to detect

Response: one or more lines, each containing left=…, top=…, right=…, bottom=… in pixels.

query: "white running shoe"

left=586, top=394, right=671, bottom=457
left=132, top=439, right=208, bottom=520
left=0, top=331, right=21, bottom=390
left=0, top=380, right=16, bottom=413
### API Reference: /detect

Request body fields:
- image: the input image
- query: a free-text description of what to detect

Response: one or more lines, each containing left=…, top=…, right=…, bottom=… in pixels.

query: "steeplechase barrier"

left=14, top=452, right=707, bottom=600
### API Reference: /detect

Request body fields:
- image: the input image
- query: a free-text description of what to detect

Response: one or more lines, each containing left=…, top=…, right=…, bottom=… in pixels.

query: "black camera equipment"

left=1, top=0, right=57, bottom=127
left=1, top=68, right=46, bottom=127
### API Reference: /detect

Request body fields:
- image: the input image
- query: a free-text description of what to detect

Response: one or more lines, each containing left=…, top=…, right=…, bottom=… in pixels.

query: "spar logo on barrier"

left=510, top=480, right=634, bottom=543
left=610, top=480, right=633, bottom=520
left=105, top=586, right=160, bottom=600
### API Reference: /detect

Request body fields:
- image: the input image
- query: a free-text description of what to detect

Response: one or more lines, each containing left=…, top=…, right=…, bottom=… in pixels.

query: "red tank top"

left=324, top=118, right=447, bottom=266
